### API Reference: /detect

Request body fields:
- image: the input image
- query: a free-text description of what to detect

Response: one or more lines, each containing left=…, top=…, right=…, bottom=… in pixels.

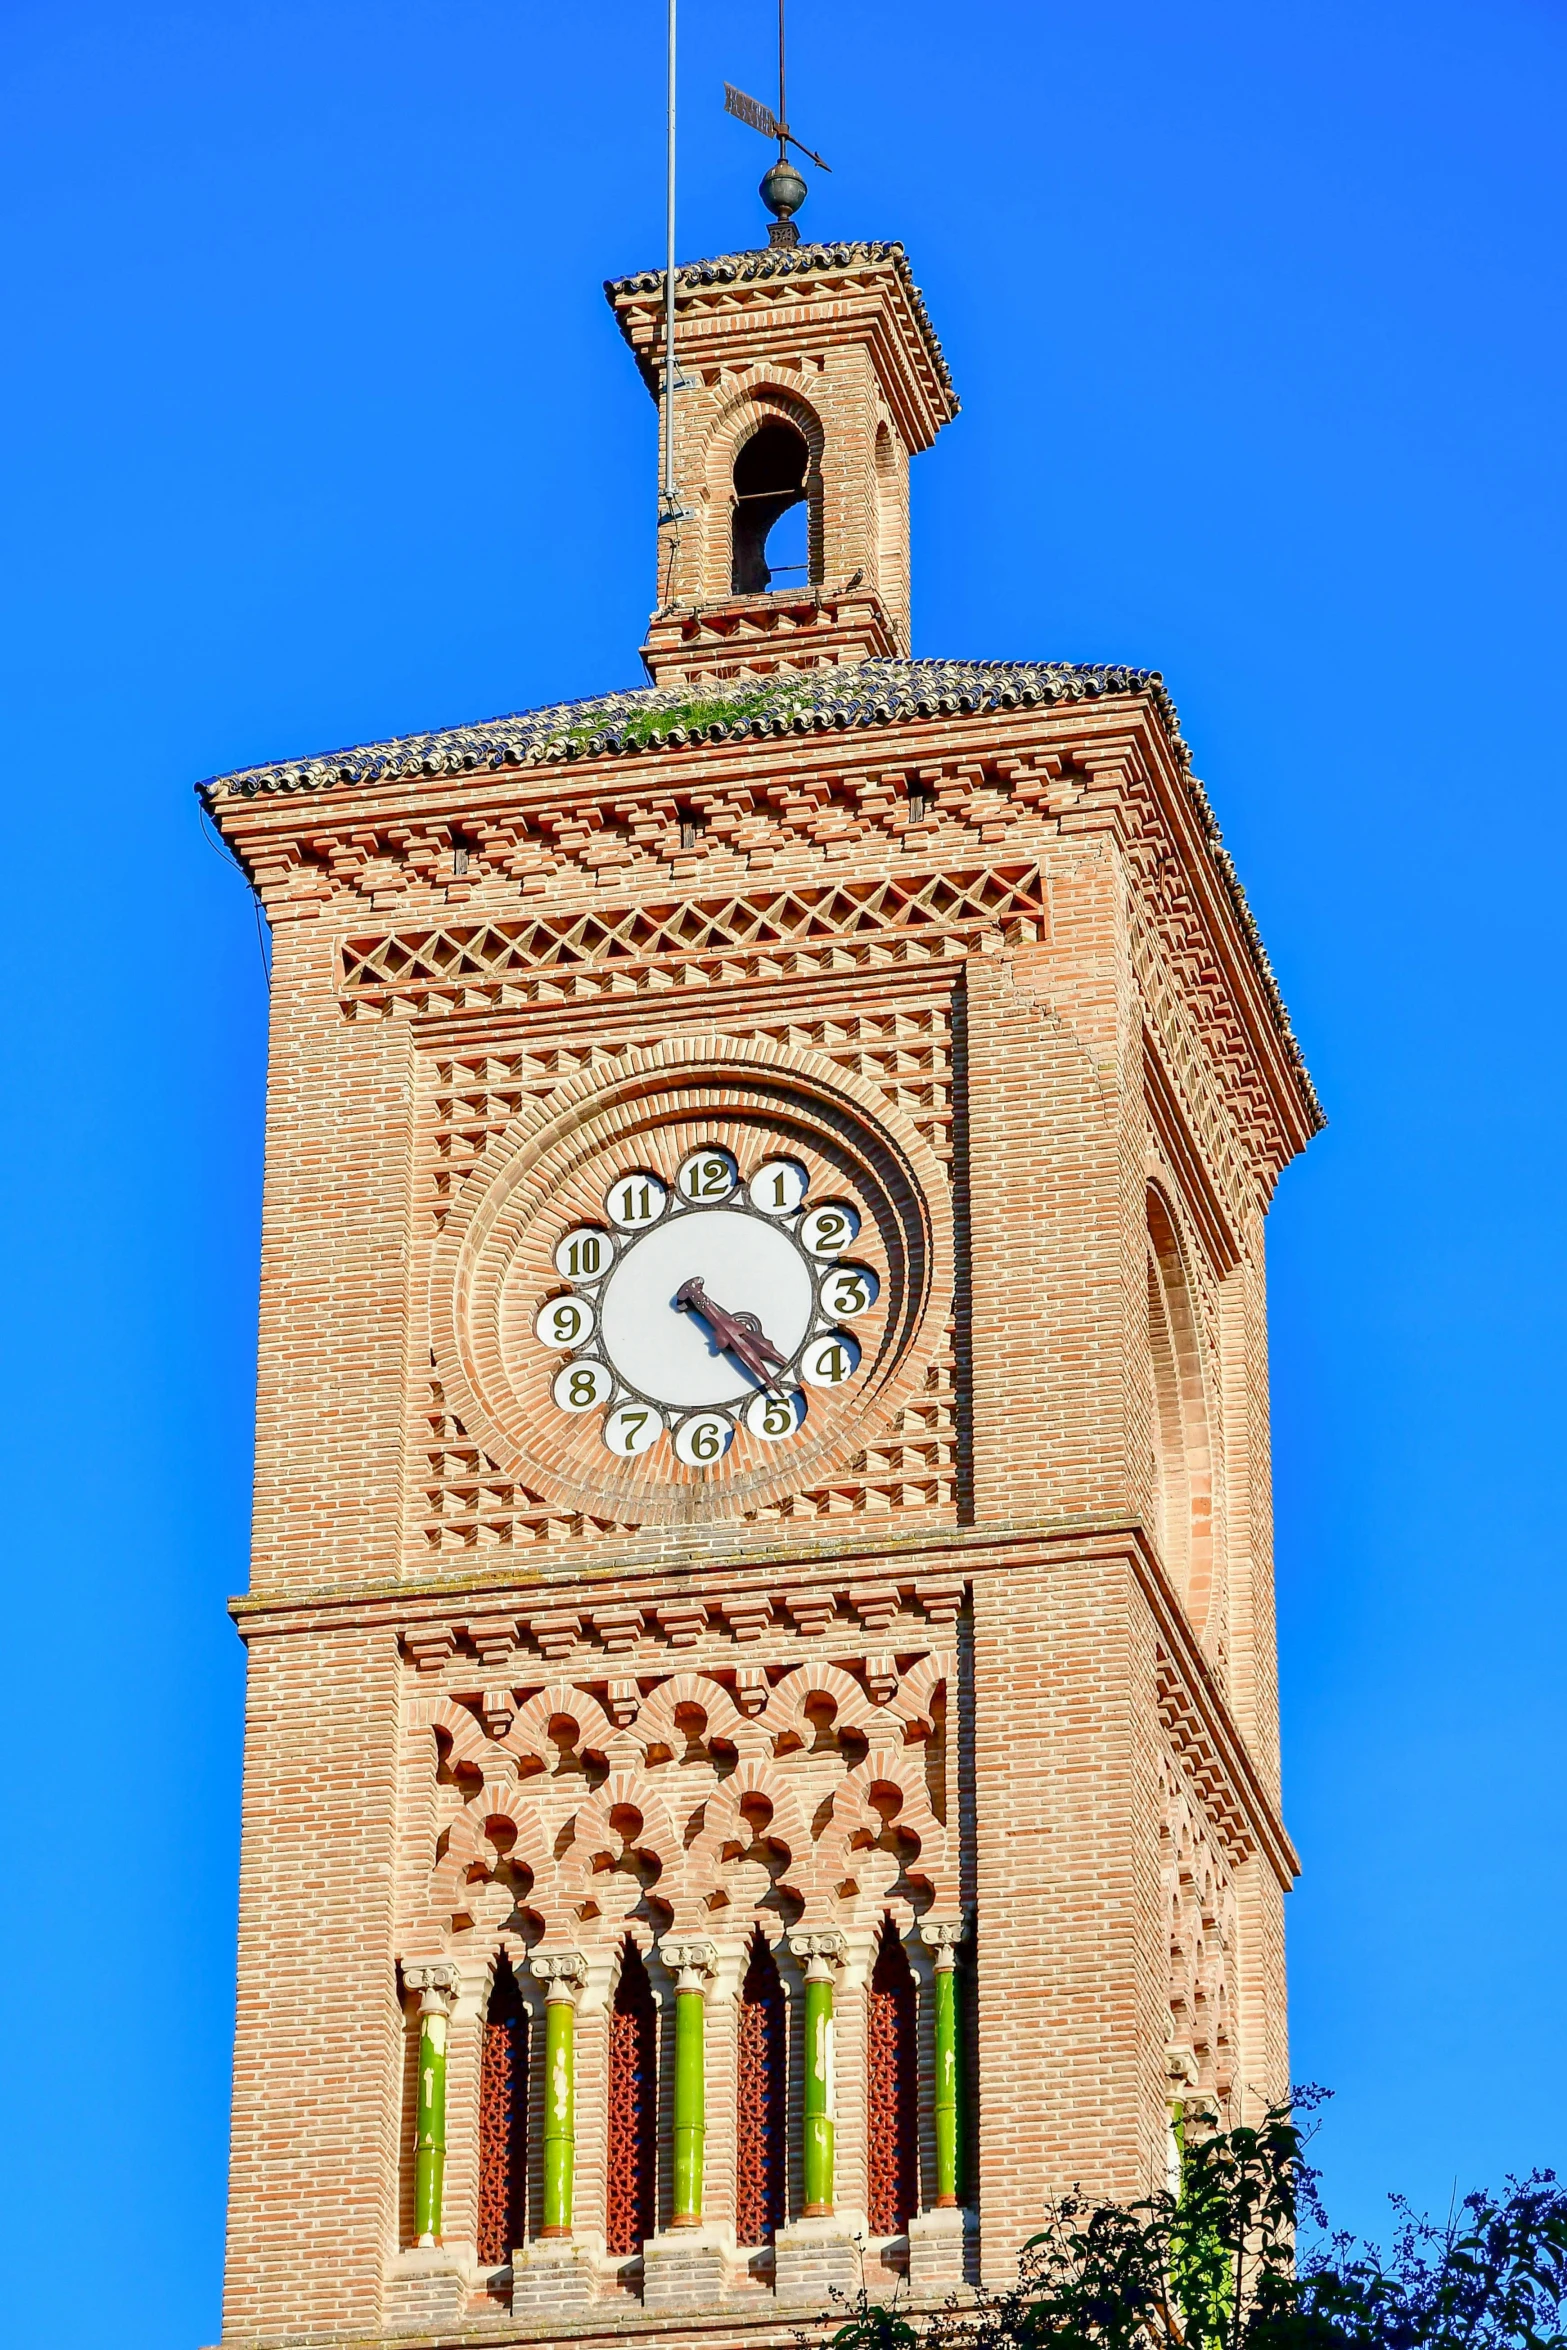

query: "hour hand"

left=674, top=1277, right=789, bottom=1383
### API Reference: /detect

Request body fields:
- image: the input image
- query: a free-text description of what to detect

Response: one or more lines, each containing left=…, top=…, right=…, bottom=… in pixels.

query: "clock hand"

left=673, top=1277, right=790, bottom=1384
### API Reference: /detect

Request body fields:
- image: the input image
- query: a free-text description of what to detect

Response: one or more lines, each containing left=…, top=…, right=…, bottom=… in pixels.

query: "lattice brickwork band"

left=339, top=864, right=1045, bottom=1007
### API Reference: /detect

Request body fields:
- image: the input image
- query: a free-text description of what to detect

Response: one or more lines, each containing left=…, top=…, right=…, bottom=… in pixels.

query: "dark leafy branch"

left=817, top=2097, right=1567, bottom=2350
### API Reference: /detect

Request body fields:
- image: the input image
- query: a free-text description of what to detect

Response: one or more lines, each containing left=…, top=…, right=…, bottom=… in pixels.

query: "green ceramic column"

left=532, top=1953, right=588, bottom=2238
left=405, top=1963, right=460, bottom=2247
left=667, top=1942, right=716, bottom=2225
left=792, top=1932, right=844, bottom=2217
left=932, top=1945, right=960, bottom=2206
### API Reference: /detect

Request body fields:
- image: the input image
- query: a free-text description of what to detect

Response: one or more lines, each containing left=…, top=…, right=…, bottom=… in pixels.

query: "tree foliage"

left=819, top=2100, right=1567, bottom=2350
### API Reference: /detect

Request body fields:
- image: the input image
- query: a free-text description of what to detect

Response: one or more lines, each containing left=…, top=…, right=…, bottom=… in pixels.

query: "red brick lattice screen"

left=476, top=1958, right=527, bottom=2265
left=606, top=1944, right=658, bottom=2255
left=867, top=1924, right=919, bottom=2236
left=735, top=1936, right=787, bottom=2246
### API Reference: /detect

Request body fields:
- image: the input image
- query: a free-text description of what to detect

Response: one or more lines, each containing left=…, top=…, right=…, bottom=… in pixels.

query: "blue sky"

left=2, top=2, right=1563, bottom=2342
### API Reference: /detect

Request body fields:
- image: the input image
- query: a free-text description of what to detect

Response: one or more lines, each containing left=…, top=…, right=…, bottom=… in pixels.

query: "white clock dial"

left=744, top=1387, right=807, bottom=1442
left=532, top=1142, right=881, bottom=1471
left=799, top=1201, right=860, bottom=1258
left=749, top=1158, right=808, bottom=1216
left=606, top=1171, right=669, bottom=1231
left=598, top=1209, right=814, bottom=1408
left=676, top=1146, right=738, bottom=1204
left=554, top=1224, right=613, bottom=1282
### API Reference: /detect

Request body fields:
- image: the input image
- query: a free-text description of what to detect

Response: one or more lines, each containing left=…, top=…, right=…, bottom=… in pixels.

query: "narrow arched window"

left=732, top=419, right=811, bottom=593
left=736, top=1931, right=787, bottom=2246
left=866, top=1919, right=919, bottom=2235
left=1146, top=1187, right=1214, bottom=1626
left=606, top=1940, right=657, bottom=2256
left=874, top=422, right=906, bottom=624
left=477, top=1954, right=528, bottom=2266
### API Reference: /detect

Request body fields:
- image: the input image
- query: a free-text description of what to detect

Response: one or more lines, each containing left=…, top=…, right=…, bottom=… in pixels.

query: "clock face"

left=432, top=1041, right=951, bottom=1525
left=532, top=1143, right=882, bottom=1472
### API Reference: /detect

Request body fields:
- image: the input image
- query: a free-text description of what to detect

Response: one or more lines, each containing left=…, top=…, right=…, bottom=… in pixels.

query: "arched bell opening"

left=731, top=418, right=815, bottom=593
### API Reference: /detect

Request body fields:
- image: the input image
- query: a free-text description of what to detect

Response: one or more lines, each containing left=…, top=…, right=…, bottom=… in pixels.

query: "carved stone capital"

left=529, top=1950, right=589, bottom=2000
left=403, top=1960, right=461, bottom=2015
left=919, top=1917, right=965, bottom=1968
left=662, top=1939, right=719, bottom=1994
left=788, top=1929, right=847, bottom=1980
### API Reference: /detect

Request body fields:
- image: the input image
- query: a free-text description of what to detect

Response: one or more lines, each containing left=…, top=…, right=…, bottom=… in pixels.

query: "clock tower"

left=204, top=224, right=1317, bottom=2349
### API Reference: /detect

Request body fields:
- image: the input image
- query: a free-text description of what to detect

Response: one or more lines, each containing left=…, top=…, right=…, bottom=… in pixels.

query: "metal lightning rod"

left=658, top=0, right=692, bottom=529
left=663, top=0, right=675, bottom=511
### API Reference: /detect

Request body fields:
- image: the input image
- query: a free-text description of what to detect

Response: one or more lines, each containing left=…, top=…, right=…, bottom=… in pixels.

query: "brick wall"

left=211, top=678, right=1310, bottom=2347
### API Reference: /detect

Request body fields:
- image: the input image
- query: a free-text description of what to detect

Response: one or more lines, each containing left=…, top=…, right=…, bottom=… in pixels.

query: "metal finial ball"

left=760, top=156, right=807, bottom=222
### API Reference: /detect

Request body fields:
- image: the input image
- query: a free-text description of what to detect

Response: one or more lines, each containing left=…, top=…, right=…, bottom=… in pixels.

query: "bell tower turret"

left=607, top=240, right=958, bottom=685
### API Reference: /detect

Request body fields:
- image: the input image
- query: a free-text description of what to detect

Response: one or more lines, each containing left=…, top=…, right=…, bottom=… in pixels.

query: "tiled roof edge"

left=603, top=239, right=958, bottom=413
left=196, top=656, right=1321, bottom=1133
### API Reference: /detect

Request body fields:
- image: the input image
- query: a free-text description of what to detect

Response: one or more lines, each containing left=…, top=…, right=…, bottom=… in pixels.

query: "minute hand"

left=673, top=1277, right=790, bottom=1384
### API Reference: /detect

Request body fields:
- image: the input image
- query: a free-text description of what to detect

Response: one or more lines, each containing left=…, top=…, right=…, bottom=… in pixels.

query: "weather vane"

left=725, top=0, right=832, bottom=248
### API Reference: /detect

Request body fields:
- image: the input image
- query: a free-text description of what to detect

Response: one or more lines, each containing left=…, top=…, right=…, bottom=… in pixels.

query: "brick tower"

left=204, top=226, right=1318, bottom=2350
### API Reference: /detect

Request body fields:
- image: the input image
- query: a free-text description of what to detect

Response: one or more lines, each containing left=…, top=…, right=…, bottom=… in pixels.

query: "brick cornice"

left=227, top=1513, right=1297, bottom=1891
left=210, top=694, right=1317, bottom=1185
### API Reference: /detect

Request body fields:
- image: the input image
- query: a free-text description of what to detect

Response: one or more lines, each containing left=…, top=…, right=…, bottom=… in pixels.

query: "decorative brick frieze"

left=590, top=1605, right=644, bottom=1653
left=781, top=1588, right=837, bottom=1637
left=461, top=1614, right=519, bottom=1672
left=656, top=1601, right=709, bottom=1648
left=719, top=1595, right=773, bottom=1642
left=402, top=1622, right=456, bottom=1672
left=520, top=1608, right=581, bottom=1662
left=340, top=861, right=1046, bottom=1012
left=848, top=1583, right=900, bottom=1634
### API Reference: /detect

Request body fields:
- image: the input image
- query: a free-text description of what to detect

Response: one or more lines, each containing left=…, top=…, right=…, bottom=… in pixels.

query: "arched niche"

left=1146, top=1185, right=1216, bottom=1638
